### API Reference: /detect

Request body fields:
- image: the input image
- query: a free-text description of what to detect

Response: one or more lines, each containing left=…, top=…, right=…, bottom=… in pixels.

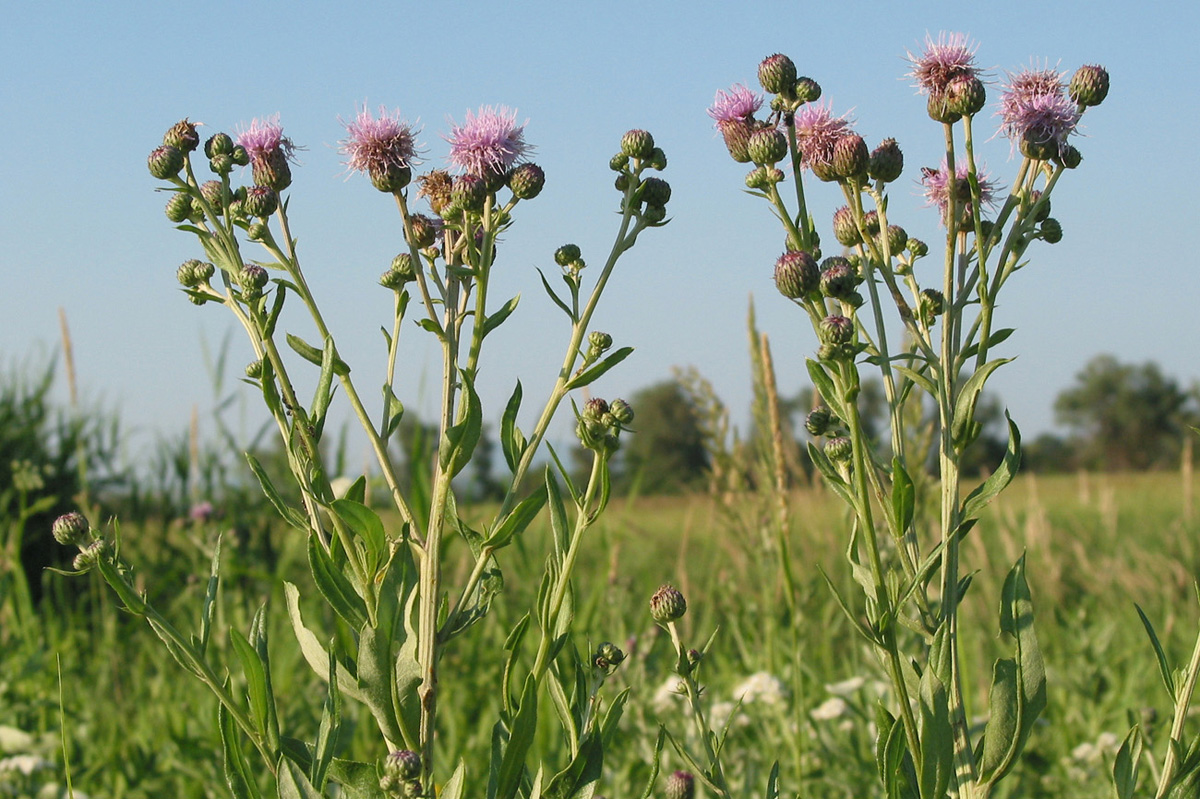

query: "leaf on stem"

left=219, top=703, right=263, bottom=799
left=564, top=347, right=634, bottom=392
left=1135, top=604, right=1176, bottom=698
left=307, top=531, right=369, bottom=629
left=501, top=381, right=526, bottom=473
left=961, top=415, right=1022, bottom=521
left=286, top=333, right=350, bottom=375
left=246, top=452, right=309, bottom=531
left=482, top=294, right=521, bottom=339
left=440, top=369, right=483, bottom=478
left=951, top=358, right=1012, bottom=450
left=538, top=269, right=575, bottom=320
left=1113, top=726, right=1142, bottom=799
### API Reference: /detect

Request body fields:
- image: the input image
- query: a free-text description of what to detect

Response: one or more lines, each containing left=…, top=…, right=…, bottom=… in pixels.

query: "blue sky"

left=2, top=0, right=1197, bottom=470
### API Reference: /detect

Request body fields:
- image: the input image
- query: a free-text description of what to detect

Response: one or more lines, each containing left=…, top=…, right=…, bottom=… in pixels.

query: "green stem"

left=1156, top=625, right=1200, bottom=798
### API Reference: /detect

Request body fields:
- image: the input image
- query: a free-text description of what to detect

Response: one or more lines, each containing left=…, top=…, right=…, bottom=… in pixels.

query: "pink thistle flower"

left=793, top=101, right=853, bottom=172
left=999, top=67, right=1079, bottom=154
left=445, top=106, right=532, bottom=178
left=707, top=84, right=763, bottom=127
left=908, top=32, right=981, bottom=96
left=340, top=105, right=420, bottom=178
left=921, top=157, right=1000, bottom=226
left=236, top=114, right=296, bottom=165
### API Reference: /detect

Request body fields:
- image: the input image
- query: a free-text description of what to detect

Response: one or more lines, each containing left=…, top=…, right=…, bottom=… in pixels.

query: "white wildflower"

left=652, top=676, right=685, bottom=714
left=810, top=697, right=850, bottom=721
left=0, top=755, right=52, bottom=776
left=732, top=671, right=787, bottom=706
left=709, top=700, right=750, bottom=730
left=0, top=726, right=34, bottom=753
left=824, top=676, right=866, bottom=696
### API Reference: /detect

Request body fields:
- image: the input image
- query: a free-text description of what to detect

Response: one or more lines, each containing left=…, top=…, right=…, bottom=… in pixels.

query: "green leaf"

left=283, top=583, right=367, bottom=704
left=546, top=470, right=570, bottom=563
left=893, top=365, right=937, bottom=397
left=565, top=347, right=634, bottom=391
left=310, top=336, right=339, bottom=427
left=310, top=650, right=342, bottom=789
left=416, top=317, right=444, bottom=337
left=501, top=614, right=532, bottom=715
left=286, top=332, right=350, bottom=375
left=230, top=628, right=271, bottom=744
left=326, top=757, right=387, bottom=799
left=815, top=564, right=876, bottom=644
left=538, top=268, right=574, bottom=320
left=891, top=457, right=915, bottom=535
left=440, top=760, right=467, bottom=799
left=1113, top=726, right=1142, bottom=799
left=918, top=626, right=953, bottom=799
left=277, top=755, right=322, bottom=799
left=246, top=452, right=309, bottom=531
left=482, top=294, right=521, bottom=338
left=382, top=386, right=404, bottom=439
left=951, top=357, right=1011, bottom=448
left=219, top=702, right=263, bottom=799
left=486, top=486, right=548, bottom=549
left=307, top=533, right=369, bottom=630
left=494, top=676, right=538, bottom=799
left=763, top=761, right=780, bottom=799
left=197, top=536, right=223, bottom=655
left=501, top=381, right=525, bottom=473
left=806, top=358, right=840, bottom=412
left=637, top=728, right=666, bottom=799
left=961, top=415, right=1022, bottom=521
left=1136, top=604, right=1176, bottom=698
left=332, top=499, right=388, bottom=580
left=544, top=730, right=602, bottom=799
left=961, top=327, right=1015, bottom=360
left=440, top=370, right=483, bottom=478
left=248, top=606, right=281, bottom=753
left=978, top=554, right=1047, bottom=787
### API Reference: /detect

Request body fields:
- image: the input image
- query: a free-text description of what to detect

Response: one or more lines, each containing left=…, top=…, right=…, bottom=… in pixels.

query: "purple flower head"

left=445, top=106, right=532, bottom=178
left=340, top=105, right=420, bottom=177
left=707, top=84, right=763, bottom=127
left=793, top=101, right=853, bottom=172
left=236, top=114, right=296, bottom=166
left=921, top=157, right=1000, bottom=226
left=908, top=32, right=981, bottom=96
left=999, top=67, right=1079, bottom=154
left=189, top=501, right=215, bottom=523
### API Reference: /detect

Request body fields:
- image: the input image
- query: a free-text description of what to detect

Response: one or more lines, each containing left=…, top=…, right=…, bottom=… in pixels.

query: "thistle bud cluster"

left=379, top=750, right=422, bottom=798
left=611, top=130, right=669, bottom=224
left=52, top=512, right=108, bottom=573
left=592, top=641, right=626, bottom=675
left=576, top=397, right=633, bottom=454
left=177, top=259, right=216, bottom=289
left=381, top=253, right=417, bottom=290
left=555, top=242, right=586, bottom=279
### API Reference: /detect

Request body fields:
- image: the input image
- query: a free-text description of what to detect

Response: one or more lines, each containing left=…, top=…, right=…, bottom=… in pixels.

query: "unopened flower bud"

left=824, top=436, right=852, bottom=462
left=621, top=130, right=655, bottom=160
left=589, top=331, right=613, bottom=352
left=1055, top=143, right=1082, bottom=169
left=403, top=214, right=437, bottom=249
left=805, top=407, right=833, bottom=437
left=927, top=93, right=962, bottom=124
left=205, top=132, right=234, bottom=159
left=639, top=177, right=672, bottom=206
left=650, top=585, right=687, bottom=623
left=818, top=315, right=854, bottom=346
left=384, top=750, right=422, bottom=782
left=609, top=398, right=634, bottom=425
left=686, top=648, right=702, bottom=668
left=1069, top=64, right=1109, bottom=107
left=609, top=153, right=629, bottom=171
left=665, top=770, right=696, bottom=799
left=832, top=206, right=861, bottom=246
left=614, top=174, right=630, bottom=192
left=231, top=145, right=250, bottom=167
left=877, top=225, right=908, bottom=256
left=861, top=210, right=881, bottom=237
left=165, top=193, right=195, bottom=223
left=72, top=539, right=108, bottom=572
left=593, top=641, right=626, bottom=674
left=794, top=77, right=821, bottom=103
left=919, top=288, right=945, bottom=324
left=759, top=53, right=797, bottom=95
left=243, top=185, right=278, bottom=218
left=53, top=512, right=91, bottom=547
left=1019, top=130, right=1057, bottom=161
left=820, top=258, right=858, bottom=301
left=148, top=145, right=185, bottom=179
left=509, top=162, right=545, bottom=200
left=390, top=253, right=417, bottom=280
left=555, top=244, right=582, bottom=267
left=774, top=250, right=819, bottom=299
left=1028, top=191, right=1051, bottom=222
left=745, top=128, right=786, bottom=165
left=451, top=174, right=486, bottom=212
left=907, top=238, right=928, bottom=258
left=832, top=134, right=869, bottom=181
left=245, top=359, right=264, bottom=379
left=177, top=259, right=213, bottom=288
left=583, top=397, right=609, bottom=422
left=1040, top=217, right=1063, bottom=243
left=253, top=148, right=292, bottom=192
left=646, top=147, right=667, bottom=171
left=164, top=119, right=200, bottom=153
left=868, top=138, right=904, bottom=183
left=209, top=153, right=235, bottom=176
left=945, top=75, right=986, bottom=116
left=239, top=264, right=269, bottom=293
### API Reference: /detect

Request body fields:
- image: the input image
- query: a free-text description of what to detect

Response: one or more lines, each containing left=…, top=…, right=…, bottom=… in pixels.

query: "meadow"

left=5, top=467, right=1199, bottom=798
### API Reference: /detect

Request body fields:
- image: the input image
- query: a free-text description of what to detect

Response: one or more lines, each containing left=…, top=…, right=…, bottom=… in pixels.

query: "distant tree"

left=1022, top=432, right=1079, bottom=473
left=1054, top=355, right=1193, bottom=470
left=620, top=380, right=709, bottom=494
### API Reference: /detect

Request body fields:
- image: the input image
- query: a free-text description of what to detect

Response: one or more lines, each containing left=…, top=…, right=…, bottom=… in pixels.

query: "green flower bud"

left=646, top=147, right=667, bottom=171
left=52, top=512, right=91, bottom=547
left=592, top=641, right=626, bottom=675
left=370, top=163, right=412, bottom=193
left=832, top=206, right=861, bottom=246
left=164, top=119, right=200, bottom=153
left=614, top=174, right=630, bottom=192
left=642, top=204, right=667, bottom=224
left=1055, top=143, right=1082, bottom=169
left=945, top=75, right=986, bottom=116
left=877, top=225, right=908, bottom=256
left=861, top=210, right=881, bottom=237
left=555, top=244, right=582, bottom=266
left=824, top=435, right=852, bottom=462
left=820, top=258, right=858, bottom=301
left=247, top=221, right=270, bottom=242
left=609, top=153, right=629, bottom=171
left=621, top=129, right=655, bottom=159
left=907, top=238, right=928, bottom=258
left=1040, top=217, right=1063, bottom=243
left=209, top=153, right=235, bottom=176
left=1019, top=130, right=1057, bottom=161
left=403, top=214, right=437, bottom=249
left=198, top=180, right=225, bottom=211
left=650, top=584, right=687, bottom=623
left=818, top=314, right=854, bottom=346
left=245, top=359, right=264, bottom=379
left=794, top=77, right=821, bottom=103
left=832, top=134, right=869, bottom=181
left=609, top=398, right=634, bottom=425
left=231, top=145, right=250, bottom=167
left=1069, top=64, right=1109, bottom=107
left=177, top=259, right=214, bottom=288
left=384, top=750, right=422, bottom=782
left=745, top=165, right=770, bottom=190
left=165, top=193, right=195, bottom=223
left=805, top=407, right=833, bottom=437
left=927, top=93, right=962, bottom=124
left=509, top=162, right=545, bottom=200
left=451, top=174, right=486, bottom=212
left=72, top=539, right=108, bottom=573
left=666, top=770, right=696, bottom=799
left=868, top=138, right=904, bottom=183
left=759, top=53, right=797, bottom=95
left=205, top=132, right=234, bottom=159
left=810, top=158, right=839, bottom=183
left=774, top=250, right=819, bottom=299
left=747, top=128, right=787, bottom=165
left=589, top=331, right=613, bottom=351
left=583, top=397, right=609, bottom=422
left=148, top=145, right=185, bottom=179
left=1028, top=191, right=1051, bottom=222
left=243, top=185, right=279, bottom=218
left=239, top=264, right=269, bottom=294
left=918, top=288, right=945, bottom=324
left=638, top=177, right=672, bottom=206
left=390, top=253, right=417, bottom=280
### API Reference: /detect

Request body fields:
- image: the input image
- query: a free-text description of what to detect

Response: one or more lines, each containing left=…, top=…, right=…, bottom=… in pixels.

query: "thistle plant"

left=57, top=106, right=670, bottom=797
left=712, top=39, right=1109, bottom=797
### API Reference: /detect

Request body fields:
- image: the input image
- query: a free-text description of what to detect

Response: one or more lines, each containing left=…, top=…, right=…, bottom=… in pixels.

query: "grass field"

left=4, top=468, right=1199, bottom=798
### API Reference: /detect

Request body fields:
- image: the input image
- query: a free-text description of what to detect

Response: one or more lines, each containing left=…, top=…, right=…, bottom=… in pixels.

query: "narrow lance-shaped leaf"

left=565, top=347, right=634, bottom=391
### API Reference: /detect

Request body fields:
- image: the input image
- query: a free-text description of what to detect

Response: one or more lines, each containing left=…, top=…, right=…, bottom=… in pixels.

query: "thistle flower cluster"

left=576, top=396, right=634, bottom=454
